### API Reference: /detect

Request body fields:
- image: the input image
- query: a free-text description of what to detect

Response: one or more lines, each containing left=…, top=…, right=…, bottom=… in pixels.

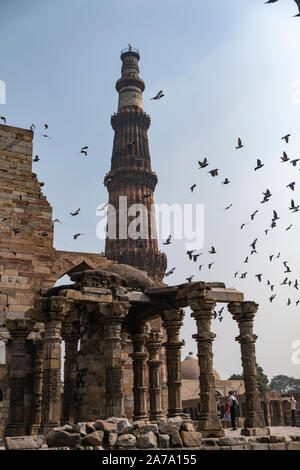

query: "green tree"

left=228, top=364, right=269, bottom=392
left=269, top=375, right=300, bottom=394
left=228, top=374, right=243, bottom=380
left=256, top=363, right=269, bottom=392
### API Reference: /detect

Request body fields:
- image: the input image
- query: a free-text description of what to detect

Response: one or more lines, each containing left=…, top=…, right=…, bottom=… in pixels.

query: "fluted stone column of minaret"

left=228, top=301, right=269, bottom=436
left=189, top=298, right=224, bottom=437
left=129, top=322, right=149, bottom=421
left=145, top=330, right=164, bottom=421
left=5, top=318, right=33, bottom=437
left=105, top=46, right=167, bottom=282
left=161, top=309, right=185, bottom=418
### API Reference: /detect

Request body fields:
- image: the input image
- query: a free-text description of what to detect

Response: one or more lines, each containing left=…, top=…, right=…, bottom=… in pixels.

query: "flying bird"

left=208, top=262, right=215, bottom=270
left=186, top=276, right=195, bottom=283
left=209, top=246, right=217, bottom=254
left=190, top=184, right=197, bottom=193
left=70, top=208, right=80, bottom=217
left=293, top=0, right=300, bottom=16
left=1, top=215, right=10, bottom=222
left=255, top=159, right=264, bottom=171
left=73, top=233, right=86, bottom=240
left=165, top=267, right=176, bottom=277
left=281, top=152, right=289, bottom=162
left=13, top=227, right=20, bottom=235
left=287, top=182, right=296, bottom=191
left=209, top=169, right=219, bottom=177
left=33, top=155, right=40, bottom=162
left=222, top=178, right=230, bottom=185
left=0, top=116, right=6, bottom=124
left=289, top=200, right=300, bottom=212
left=151, top=90, right=164, bottom=100
left=290, top=159, right=299, bottom=167
left=251, top=210, right=258, bottom=221
left=44, top=124, right=48, bottom=130
left=282, top=134, right=291, bottom=143
left=255, top=274, right=263, bottom=283
left=198, top=158, right=209, bottom=169
left=224, top=204, right=233, bottom=210
left=236, top=138, right=244, bottom=149
left=163, top=235, right=172, bottom=246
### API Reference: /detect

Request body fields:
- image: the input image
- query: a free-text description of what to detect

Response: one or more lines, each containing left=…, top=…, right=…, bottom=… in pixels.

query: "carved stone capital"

left=99, top=301, right=130, bottom=322
left=5, top=318, right=34, bottom=337
left=228, top=301, right=258, bottom=322
left=161, top=309, right=185, bottom=324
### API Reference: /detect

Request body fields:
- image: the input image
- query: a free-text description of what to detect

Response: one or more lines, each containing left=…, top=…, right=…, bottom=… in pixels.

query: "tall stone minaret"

left=105, top=46, right=167, bottom=282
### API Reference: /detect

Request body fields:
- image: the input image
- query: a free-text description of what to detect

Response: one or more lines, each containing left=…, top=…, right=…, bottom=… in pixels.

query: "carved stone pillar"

left=189, top=299, right=224, bottom=437
left=5, top=319, right=33, bottom=437
left=30, top=339, right=43, bottom=435
left=228, top=301, right=269, bottom=436
left=146, top=330, right=164, bottom=421
left=99, top=301, right=129, bottom=419
left=24, top=339, right=34, bottom=434
left=130, top=323, right=149, bottom=421
left=62, top=321, right=80, bottom=424
left=41, top=297, right=67, bottom=435
left=162, top=309, right=185, bottom=418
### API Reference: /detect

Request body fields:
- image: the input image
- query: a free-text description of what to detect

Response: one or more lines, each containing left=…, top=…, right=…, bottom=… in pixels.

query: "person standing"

left=289, top=396, right=297, bottom=427
left=228, top=391, right=239, bottom=431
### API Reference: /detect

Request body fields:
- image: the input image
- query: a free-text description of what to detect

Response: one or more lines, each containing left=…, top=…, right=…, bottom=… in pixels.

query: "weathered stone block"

left=180, top=431, right=202, bottom=448
left=46, top=429, right=81, bottom=448
left=218, top=437, right=247, bottom=447
left=80, top=430, right=104, bottom=447
left=141, top=424, right=158, bottom=434
left=286, top=442, right=300, bottom=450
left=107, top=432, right=118, bottom=448
left=269, top=435, right=286, bottom=443
left=4, top=435, right=44, bottom=450
left=250, top=443, right=269, bottom=451
left=116, top=434, right=136, bottom=448
left=181, top=422, right=195, bottom=432
left=170, top=430, right=183, bottom=448
left=158, top=434, right=170, bottom=448
left=136, top=431, right=157, bottom=449
left=95, top=420, right=117, bottom=433
left=268, top=443, right=286, bottom=451
left=117, top=418, right=133, bottom=434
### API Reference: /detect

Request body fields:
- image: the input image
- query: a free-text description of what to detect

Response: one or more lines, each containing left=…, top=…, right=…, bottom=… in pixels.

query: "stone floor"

left=225, top=426, right=300, bottom=437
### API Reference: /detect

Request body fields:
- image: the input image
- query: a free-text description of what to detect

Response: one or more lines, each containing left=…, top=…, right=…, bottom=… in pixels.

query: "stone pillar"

left=189, top=299, right=224, bottom=437
left=130, top=323, right=149, bottom=421
left=161, top=309, right=185, bottom=418
left=24, top=339, right=34, bottom=434
left=30, top=339, right=43, bottom=435
left=146, top=330, right=164, bottom=421
left=62, top=322, right=80, bottom=424
left=99, top=301, right=129, bottom=419
left=41, top=297, right=67, bottom=435
left=228, top=301, right=269, bottom=436
left=5, top=319, right=32, bottom=437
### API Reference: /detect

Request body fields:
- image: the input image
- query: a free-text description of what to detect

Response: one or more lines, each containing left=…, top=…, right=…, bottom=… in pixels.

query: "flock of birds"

left=162, top=129, right=300, bottom=322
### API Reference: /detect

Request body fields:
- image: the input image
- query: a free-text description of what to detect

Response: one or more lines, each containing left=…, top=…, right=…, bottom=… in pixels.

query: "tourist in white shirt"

left=289, top=396, right=297, bottom=427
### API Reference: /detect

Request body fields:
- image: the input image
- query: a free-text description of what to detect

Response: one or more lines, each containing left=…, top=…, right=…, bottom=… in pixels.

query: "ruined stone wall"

left=0, top=124, right=111, bottom=327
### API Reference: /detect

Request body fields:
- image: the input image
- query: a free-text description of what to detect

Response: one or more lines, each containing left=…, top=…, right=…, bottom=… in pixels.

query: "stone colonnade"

left=4, top=293, right=268, bottom=437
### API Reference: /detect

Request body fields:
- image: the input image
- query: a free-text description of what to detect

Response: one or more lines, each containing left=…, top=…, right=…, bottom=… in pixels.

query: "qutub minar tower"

left=104, top=46, right=167, bottom=282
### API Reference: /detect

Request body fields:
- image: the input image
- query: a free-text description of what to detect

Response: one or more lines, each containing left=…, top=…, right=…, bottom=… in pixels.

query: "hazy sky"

left=1, top=0, right=300, bottom=381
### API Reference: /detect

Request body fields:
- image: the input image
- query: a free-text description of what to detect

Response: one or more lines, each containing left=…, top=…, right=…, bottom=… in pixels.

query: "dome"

left=181, top=352, right=221, bottom=381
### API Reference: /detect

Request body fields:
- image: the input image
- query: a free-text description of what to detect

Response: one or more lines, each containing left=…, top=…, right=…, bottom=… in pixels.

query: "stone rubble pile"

left=3, top=417, right=300, bottom=451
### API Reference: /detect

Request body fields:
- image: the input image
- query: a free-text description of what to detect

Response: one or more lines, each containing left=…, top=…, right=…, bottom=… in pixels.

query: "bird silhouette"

left=70, top=208, right=80, bottom=216
left=255, top=159, right=264, bottom=171
left=198, top=158, right=209, bottom=169
left=163, top=235, right=172, bottom=246
left=287, top=182, right=296, bottom=191
left=236, top=138, right=244, bottom=149
left=151, top=90, right=164, bottom=100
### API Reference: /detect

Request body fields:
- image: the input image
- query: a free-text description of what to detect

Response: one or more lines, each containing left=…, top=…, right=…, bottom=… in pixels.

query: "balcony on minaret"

left=116, top=46, right=145, bottom=112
